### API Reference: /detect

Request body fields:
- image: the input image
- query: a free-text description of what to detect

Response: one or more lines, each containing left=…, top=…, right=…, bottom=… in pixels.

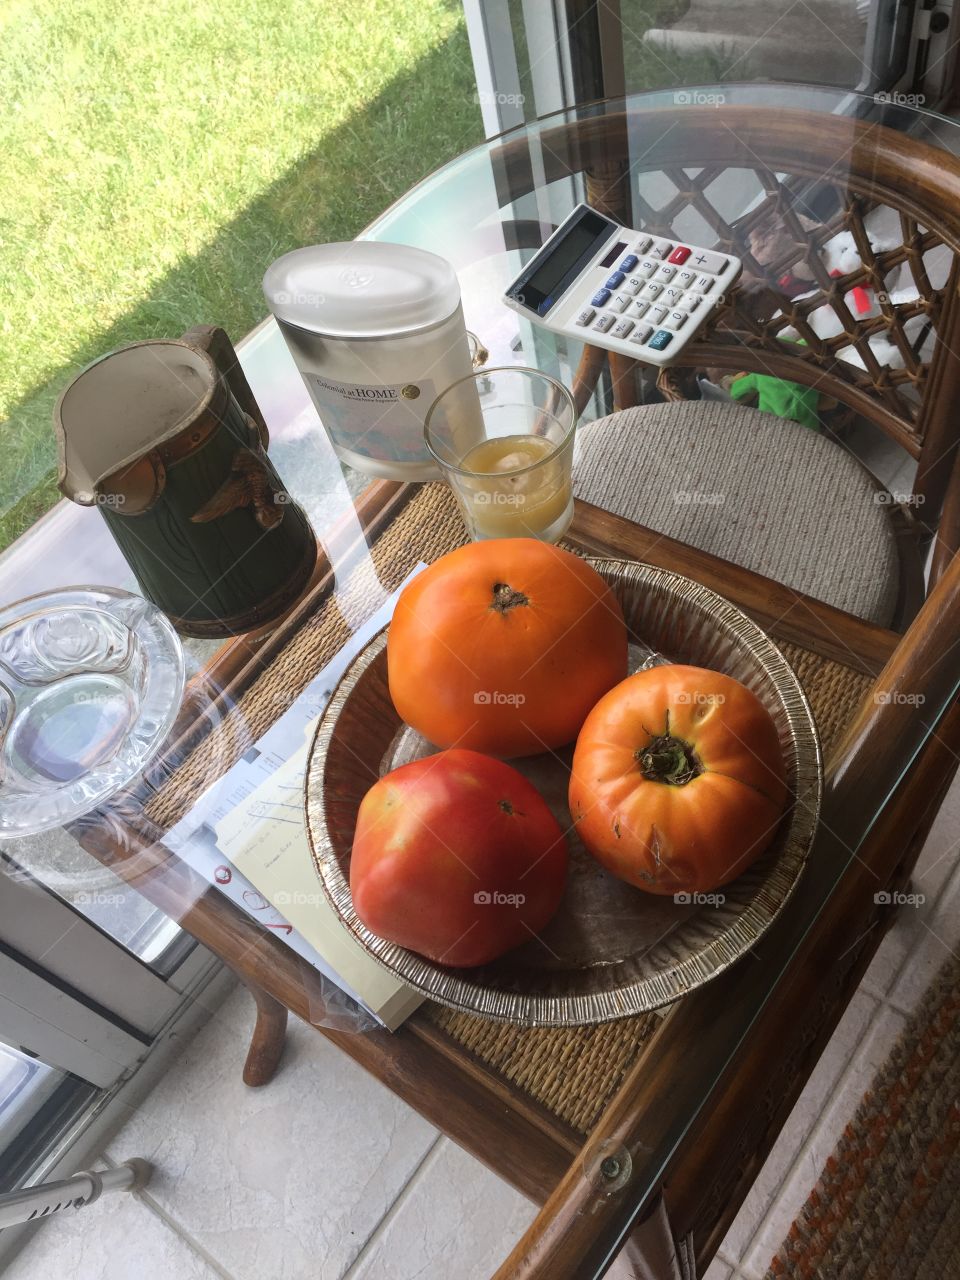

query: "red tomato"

left=569, top=665, right=788, bottom=894
left=350, top=748, right=568, bottom=967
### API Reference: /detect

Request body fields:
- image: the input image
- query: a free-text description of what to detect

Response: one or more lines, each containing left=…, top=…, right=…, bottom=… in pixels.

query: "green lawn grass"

left=0, top=0, right=727, bottom=551
left=621, top=8, right=729, bottom=92
left=0, top=0, right=484, bottom=546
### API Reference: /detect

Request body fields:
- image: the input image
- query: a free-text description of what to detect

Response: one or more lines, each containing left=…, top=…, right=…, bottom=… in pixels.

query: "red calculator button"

left=668, top=246, right=691, bottom=264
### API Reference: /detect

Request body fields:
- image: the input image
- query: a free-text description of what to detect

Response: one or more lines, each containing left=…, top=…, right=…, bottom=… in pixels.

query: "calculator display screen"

left=506, top=206, right=616, bottom=315
left=525, top=224, right=601, bottom=294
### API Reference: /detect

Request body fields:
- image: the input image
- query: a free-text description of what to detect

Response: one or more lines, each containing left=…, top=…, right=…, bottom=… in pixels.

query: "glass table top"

left=6, top=85, right=959, bottom=611
left=3, top=84, right=960, bottom=1275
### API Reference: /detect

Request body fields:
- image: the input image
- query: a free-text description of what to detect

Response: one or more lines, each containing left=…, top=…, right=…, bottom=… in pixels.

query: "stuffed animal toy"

left=729, top=366, right=821, bottom=431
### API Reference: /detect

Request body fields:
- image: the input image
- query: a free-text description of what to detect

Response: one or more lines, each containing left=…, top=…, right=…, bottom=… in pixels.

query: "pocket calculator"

left=502, top=203, right=741, bottom=366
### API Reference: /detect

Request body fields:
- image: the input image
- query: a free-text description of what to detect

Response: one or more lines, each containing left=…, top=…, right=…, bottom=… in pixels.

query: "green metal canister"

left=54, top=327, right=317, bottom=637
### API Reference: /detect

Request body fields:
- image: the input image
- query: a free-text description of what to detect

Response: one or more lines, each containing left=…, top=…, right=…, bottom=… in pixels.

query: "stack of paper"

left=164, top=570, right=427, bottom=1030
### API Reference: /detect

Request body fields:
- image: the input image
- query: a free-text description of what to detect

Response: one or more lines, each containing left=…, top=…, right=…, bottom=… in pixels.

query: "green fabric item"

left=729, top=370, right=821, bottom=432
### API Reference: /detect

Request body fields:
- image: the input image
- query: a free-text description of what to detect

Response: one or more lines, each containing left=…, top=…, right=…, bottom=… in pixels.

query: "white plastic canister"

left=263, top=242, right=473, bottom=481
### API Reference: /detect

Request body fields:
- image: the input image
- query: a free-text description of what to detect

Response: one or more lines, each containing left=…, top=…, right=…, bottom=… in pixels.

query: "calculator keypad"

left=567, top=231, right=735, bottom=362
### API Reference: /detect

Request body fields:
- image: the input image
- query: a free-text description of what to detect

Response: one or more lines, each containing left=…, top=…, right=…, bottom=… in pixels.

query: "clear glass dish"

left=0, top=587, right=185, bottom=836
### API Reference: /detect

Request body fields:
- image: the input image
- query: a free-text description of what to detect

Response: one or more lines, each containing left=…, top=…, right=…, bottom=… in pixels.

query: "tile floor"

left=6, top=769, right=959, bottom=1280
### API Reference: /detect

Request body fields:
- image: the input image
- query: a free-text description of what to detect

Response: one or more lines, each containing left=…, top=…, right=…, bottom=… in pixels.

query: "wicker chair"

left=489, top=106, right=960, bottom=632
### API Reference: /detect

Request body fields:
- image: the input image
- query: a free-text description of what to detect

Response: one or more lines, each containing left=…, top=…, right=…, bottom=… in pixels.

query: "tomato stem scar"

left=636, top=730, right=703, bottom=786
left=491, top=582, right=529, bottom=613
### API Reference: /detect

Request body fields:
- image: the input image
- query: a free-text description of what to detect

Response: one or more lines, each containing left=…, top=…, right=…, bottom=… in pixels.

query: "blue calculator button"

left=619, top=254, right=639, bottom=271
left=604, top=271, right=625, bottom=288
left=648, top=329, right=673, bottom=352
left=591, top=288, right=611, bottom=306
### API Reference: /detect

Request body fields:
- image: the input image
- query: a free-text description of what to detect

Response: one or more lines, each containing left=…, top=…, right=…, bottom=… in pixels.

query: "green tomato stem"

left=636, top=733, right=703, bottom=786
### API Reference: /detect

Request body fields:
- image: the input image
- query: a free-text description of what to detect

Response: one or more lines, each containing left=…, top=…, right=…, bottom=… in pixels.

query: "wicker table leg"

left=609, top=354, right=641, bottom=411
left=240, top=977, right=288, bottom=1087
left=570, top=343, right=640, bottom=418
left=572, top=342, right=609, bottom=416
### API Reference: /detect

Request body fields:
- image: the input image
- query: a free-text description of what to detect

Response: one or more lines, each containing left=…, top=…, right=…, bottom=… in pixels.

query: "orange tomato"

left=387, top=539, right=627, bottom=757
left=569, top=665, right=787, bottom=894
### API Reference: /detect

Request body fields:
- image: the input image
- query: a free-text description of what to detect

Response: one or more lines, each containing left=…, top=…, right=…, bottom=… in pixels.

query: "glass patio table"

left=8, top=84, right=960, bottom=1278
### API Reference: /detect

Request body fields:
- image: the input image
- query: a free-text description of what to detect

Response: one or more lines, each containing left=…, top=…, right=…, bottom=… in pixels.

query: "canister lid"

left=262, top=241, right=461, bottom=339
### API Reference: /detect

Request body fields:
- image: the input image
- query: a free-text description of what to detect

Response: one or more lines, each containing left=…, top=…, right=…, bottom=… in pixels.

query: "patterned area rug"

left=765, top=955, right=960, bottom=1279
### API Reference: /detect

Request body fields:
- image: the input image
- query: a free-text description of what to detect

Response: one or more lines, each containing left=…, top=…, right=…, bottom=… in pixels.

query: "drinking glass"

left=423, top=367, right=577, bottom=542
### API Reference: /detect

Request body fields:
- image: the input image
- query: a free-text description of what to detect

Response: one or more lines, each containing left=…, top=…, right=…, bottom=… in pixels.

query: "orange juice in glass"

left=424, top=367, right=577, bottom=542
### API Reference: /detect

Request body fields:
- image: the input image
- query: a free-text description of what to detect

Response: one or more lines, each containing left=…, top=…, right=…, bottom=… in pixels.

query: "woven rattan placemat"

left=144, top=481, right=875, bottom=1134
left=145, top=483, right=869, bottom=830
left=145, top=484, right=468, bottom=830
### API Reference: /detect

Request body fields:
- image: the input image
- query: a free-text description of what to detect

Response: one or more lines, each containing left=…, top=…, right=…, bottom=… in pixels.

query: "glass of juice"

left=423, top=367, right=577, bottom=542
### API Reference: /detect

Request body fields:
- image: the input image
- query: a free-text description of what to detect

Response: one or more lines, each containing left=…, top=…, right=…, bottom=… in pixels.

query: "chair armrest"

left=930, top=449, right=960, bottom=586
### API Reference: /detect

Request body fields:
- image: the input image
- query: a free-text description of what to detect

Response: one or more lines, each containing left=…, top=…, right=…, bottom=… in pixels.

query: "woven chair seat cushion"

left=573, top=401, right=900, bottom=626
